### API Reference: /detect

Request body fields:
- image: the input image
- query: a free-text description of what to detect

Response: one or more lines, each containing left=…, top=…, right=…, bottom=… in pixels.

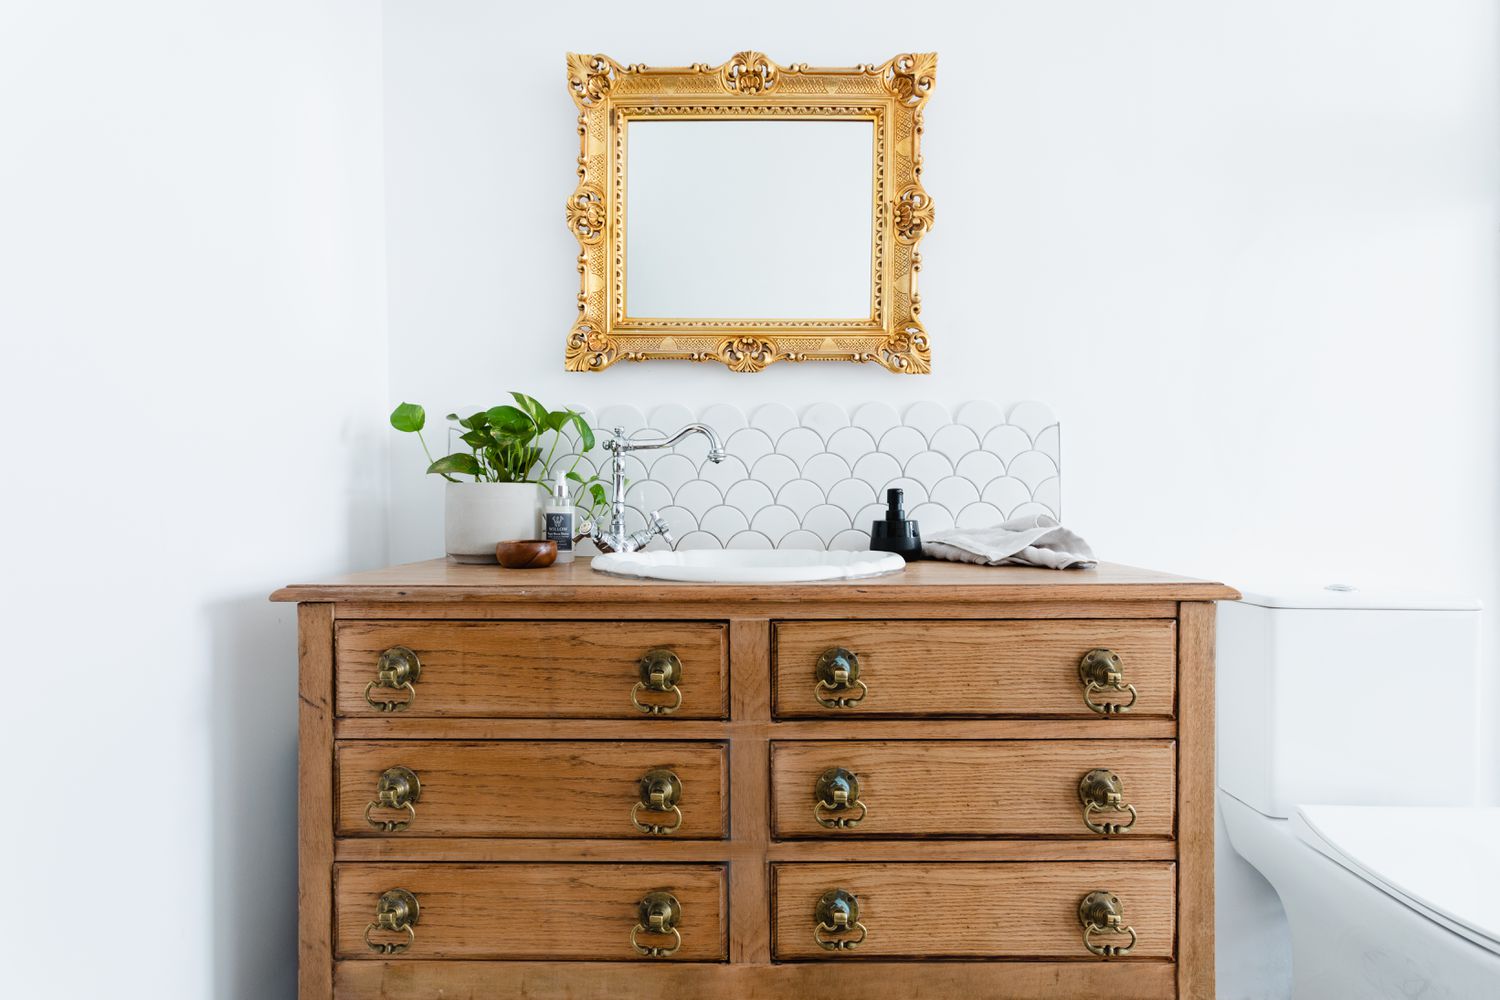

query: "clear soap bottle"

left=544, top=472, right=575, bottom=563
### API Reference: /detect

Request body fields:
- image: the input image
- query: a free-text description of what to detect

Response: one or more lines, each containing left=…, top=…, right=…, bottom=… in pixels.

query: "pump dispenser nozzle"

left=869, top=487, right=922, bottom=560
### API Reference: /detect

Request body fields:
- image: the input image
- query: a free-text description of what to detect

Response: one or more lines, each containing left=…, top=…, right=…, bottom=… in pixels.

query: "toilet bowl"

left=1216, top=585, right=1497, bottom=997
left=1219, top=792, right=1500, bottom=998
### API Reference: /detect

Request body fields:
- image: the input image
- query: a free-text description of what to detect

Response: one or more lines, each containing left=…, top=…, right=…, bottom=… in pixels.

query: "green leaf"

left=545, top=410, right=570, bottom=433
left=588, top=483, right=607, bottom=507
left=466, top=410, right=490, bottom=430
left=485, top=404, right=534, bottom=436
left=459, top=429, right=491, bottom=450
left=389, top=402, right=425, bottom=433
left=565, top=410, right=596, bottom=451
left=510, top=391, right=548, bottom=427
left=565, top=470, right=586, bottom=484
left=426, top=453, right=483, bottom=478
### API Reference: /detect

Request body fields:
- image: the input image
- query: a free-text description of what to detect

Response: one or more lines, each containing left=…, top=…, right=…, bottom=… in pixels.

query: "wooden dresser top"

left=271, top=558, right=1238, bottom=605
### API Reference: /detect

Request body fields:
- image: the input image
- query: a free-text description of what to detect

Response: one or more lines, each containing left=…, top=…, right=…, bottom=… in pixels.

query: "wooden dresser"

left=273, top=559, right=1236, bottom=1000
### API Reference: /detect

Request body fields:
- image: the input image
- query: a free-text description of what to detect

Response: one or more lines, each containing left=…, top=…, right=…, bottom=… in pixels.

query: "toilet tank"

left=1217, top=586, right=1480, bottom=818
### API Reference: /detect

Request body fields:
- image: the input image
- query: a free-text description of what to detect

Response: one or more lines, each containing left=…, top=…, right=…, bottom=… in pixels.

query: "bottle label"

left=544, top=511, right=573, bottom=551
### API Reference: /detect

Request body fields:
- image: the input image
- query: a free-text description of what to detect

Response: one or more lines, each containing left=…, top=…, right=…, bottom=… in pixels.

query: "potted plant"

left=390, top=393, right=607, bottom=563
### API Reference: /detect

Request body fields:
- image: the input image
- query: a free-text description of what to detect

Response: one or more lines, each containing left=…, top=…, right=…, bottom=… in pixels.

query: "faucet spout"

left=587, top=423, right=728, bottom=554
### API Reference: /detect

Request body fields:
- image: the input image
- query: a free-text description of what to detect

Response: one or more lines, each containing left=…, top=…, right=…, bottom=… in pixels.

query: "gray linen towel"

left=921, top=514, right=1096, bottom=570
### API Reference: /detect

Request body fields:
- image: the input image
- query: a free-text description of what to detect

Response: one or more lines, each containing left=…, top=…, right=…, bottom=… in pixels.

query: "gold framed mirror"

left=564, top=52, right=936, bottom=374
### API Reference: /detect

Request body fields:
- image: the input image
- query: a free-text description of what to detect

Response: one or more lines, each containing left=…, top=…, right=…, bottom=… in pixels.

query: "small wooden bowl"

left=495, top=539, right=558, bottom=569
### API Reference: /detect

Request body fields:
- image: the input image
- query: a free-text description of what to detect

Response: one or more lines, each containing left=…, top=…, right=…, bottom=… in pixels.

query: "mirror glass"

left=624, top=120, right=874, bottom=320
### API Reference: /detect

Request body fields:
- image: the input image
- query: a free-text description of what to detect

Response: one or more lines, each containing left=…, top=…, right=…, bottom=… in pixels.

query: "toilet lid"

left=1294, top=805, right=1500, bottom=956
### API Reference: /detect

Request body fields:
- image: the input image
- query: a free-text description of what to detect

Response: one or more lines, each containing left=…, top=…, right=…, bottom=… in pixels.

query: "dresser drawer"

left=338, top=740, right=728, bottom=839
left=770, top=740, right=1175, bottom=838
left=336, top=863, right=727, bottom=961
left=772, top=620, right=1176, bottom=718
left=336, top=621, right=728, bottom=718
left=772, top=862, right=1174, bottom=960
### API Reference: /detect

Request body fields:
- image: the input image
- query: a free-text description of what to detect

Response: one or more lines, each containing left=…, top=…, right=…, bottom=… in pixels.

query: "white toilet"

left=1217, top=585, right=1500, bottom=998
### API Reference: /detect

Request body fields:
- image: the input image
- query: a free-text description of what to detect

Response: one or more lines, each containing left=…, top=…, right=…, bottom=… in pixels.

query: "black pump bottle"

left=869, top=487, right=923, bottom=560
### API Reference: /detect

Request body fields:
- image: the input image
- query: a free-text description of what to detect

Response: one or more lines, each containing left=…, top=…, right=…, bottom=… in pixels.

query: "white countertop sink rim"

left=590, top=549, right=907, bottom=583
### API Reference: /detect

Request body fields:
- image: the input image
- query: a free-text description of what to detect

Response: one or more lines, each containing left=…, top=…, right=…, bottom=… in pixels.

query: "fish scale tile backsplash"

left=523, top=400, right=1060, bottom=555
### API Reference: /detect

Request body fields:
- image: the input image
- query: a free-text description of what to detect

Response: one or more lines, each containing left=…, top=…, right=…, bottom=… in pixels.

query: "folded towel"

left=922, top=514, right=1096, bottom=570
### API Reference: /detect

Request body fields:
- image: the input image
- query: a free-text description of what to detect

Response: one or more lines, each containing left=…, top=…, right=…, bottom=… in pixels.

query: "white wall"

left=381, top=4, right=1500, bottom=996
left=0, top=3, right=387, bottom=998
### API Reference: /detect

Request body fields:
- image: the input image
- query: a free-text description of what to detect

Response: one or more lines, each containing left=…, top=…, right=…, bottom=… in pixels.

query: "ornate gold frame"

left=564, top=52, right=936, bottom=374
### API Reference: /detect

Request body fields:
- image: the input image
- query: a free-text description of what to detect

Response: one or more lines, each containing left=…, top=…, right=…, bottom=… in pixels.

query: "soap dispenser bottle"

left=869, top=487, right=922, bottom=560
left=544, top=473, right=575, bottom=563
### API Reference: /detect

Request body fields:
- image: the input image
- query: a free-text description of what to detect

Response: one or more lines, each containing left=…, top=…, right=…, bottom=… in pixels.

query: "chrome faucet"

left=579, top=422, right=728, bottom=554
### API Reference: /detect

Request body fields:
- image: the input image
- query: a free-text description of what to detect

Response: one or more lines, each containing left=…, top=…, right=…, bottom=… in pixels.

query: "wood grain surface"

left=335, top=864, right=727, bottom=961
left=336, top=740, right=727, bottom=839
left=772, top=862, right=1176, bottom=960
left=773, top=619, right=1177, bottom=717
left=770, top=740, right=1176, bottom=838
left=335, top=621, right=727, bottom=719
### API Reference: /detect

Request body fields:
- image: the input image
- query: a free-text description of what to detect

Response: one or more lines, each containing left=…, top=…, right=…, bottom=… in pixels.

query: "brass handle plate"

left=1078, top=648, right=1137, bottom=715
left=630, top=890, right=682, bottom=958
left=1078, top=768, right=1137, bottom=836
left=1078, top=890, right=1136, bottom=958
left=631, top=649, right=683, bottom=715
left=364, top=766, right=421, bottom=832
left=813, top=647, right=868, bottom=709
left=364, top=888, right=420, bottom=955
left=813, top=888, right=867, bottom=952
left=364, top=646, right=421, bottom=712
left=631, top=767, right=684, bottom=836
left=813, top=767, right=868, bottom=830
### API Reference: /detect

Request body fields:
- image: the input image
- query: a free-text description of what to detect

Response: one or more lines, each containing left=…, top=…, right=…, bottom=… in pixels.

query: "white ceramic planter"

left=444, top=482, right=541, bottom=563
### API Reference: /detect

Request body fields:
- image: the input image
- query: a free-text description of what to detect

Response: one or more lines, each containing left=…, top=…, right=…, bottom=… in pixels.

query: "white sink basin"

left=591, top=549, right=907, bottom=583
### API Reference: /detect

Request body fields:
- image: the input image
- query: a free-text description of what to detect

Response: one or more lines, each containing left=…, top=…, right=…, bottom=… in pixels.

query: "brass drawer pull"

left=631, top=649, right=683, bottom=715
left=814, top=647, right=867, bottom=709
left=1079, top=648, right=1137, bottom=715
left=364, top=646, right=421, bottom=712
left=1078, top=890, right=1136, bottom=958
left=631, top=768, right=684, bottom=835
left=814, top=888, right=867, bottom=952
left=363, top=888, right=419, bottom=955
left=364, top=766, right=421, bottom=832
left=630, top=891, right=682, bottom=958
left=813, top=767, right=868, bottom=829
left=1078, top=768, right=1137, bottom=836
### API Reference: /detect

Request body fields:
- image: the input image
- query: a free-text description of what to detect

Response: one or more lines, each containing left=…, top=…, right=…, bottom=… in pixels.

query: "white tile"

left=909, top=501, right=955, bottom=533
left=699, top=402, right=748, bottom=433
left=902, top=400, right=950, bottom=438
left=825, top=425, right=878, bottom=465
left=904, top=449, right=955, bottom=490
left=1007, top=401, right=1058, bottom=439
left=700, top=454, right=750, bottom=493
left=648, top=403, right=695, bottom=433
left=724, top=427, right=774, bottom=465
left=656, top=505, right=699, bottom=534
left=749, top=505, right=801, bottom=542
left=750, top=453, right=801, bottom=493
left=850, top=400, right=900, bottom=438
left=1006, top=450, right=1059, bottom=490
left=776, top=426, right=825, bottom=468
left=954, top=451, right=1006, bottom=486
left=672, top=479, right=724, bottom=519
left=982, top=476, right=1033, bottom=515
left=928, top=423, right=981, bottom=463
left=827, top=528, right=873, bottom=551
left=877, top=425, right=927, bottom=465
left=750, top=402, right=799, bottom=439
left=648, top=453, right=698, bottom=493
left=724, top=479, right=776, bottom=512
left=779, top=529, right=828, bottom=551
left=955, top=501, right=1006, bottom=528
left=673, top=530, right=722, bottom=551
left=981, top=424, right=1033, bottom=464
left=776, top=478, right=826, bottom=518
left=801, top=452, right=853, bottom=493
left=1033, top=424, right=1061, bottom=464
left=626, top=479, right=673, bottom=514
left=596, top=403, right=646, bottom=436
left=802, top=503, right=854, bottom=544
left=725, top=530, right=774, bottom=550
left=1009, top=501, right=1056, bottom=521
left=954, top=400, right=1006, bottom=437
left=1032, top=477, right=1061, bottom=517
left=929, top=476, right=981, bottom=511
left=826, top=477, right=877, bottom=521
left=699, top=504, right=750, bottom=539
left=800, top=401, right=849, bottom=441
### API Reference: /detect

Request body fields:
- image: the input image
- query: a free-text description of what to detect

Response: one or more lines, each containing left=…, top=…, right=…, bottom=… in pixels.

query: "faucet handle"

left=649, top=511, right=674, bottom=548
